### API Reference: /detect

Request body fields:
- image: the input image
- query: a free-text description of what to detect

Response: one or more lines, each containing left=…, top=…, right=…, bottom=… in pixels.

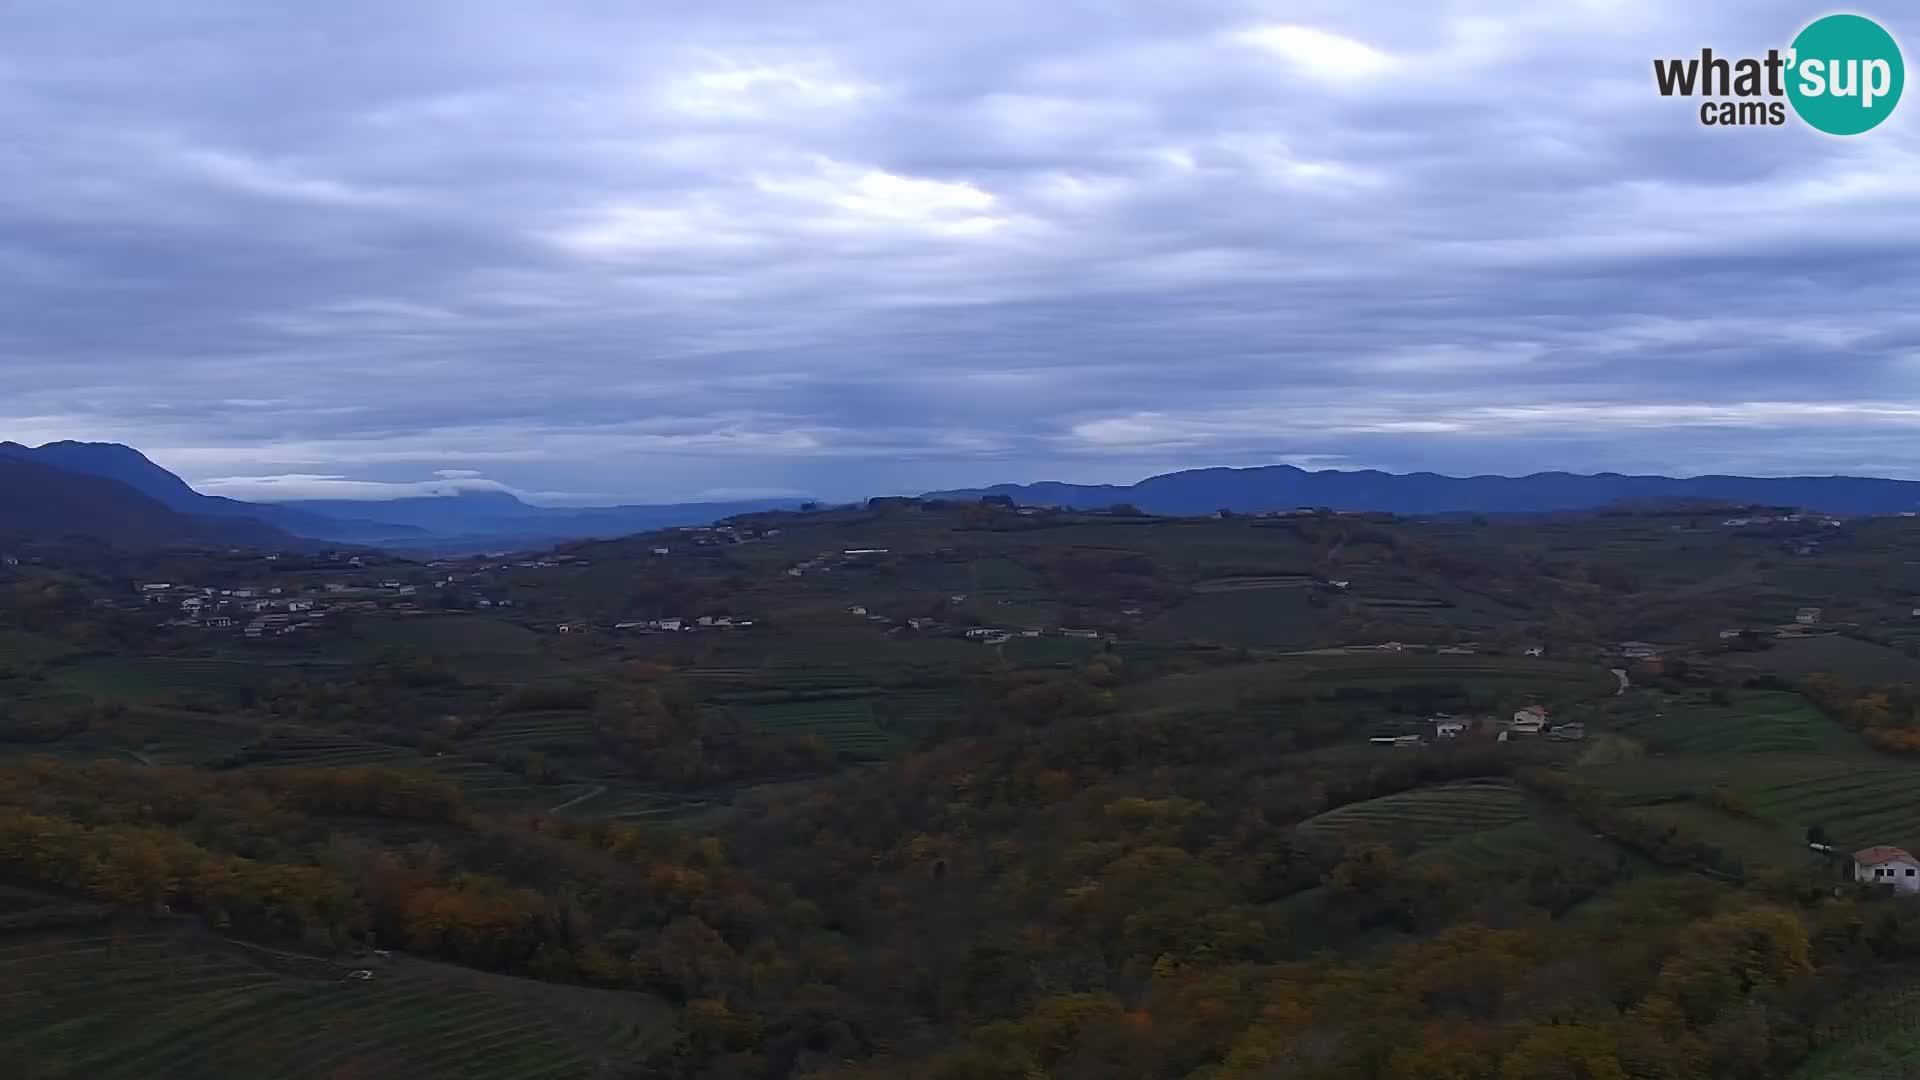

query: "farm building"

left=1615, top=642, right=1660, bottom=660
left=1549, top=722, right=1586, bottom=741
left=1434, top=719, right=1466, bottom=738
left=1854, top=846, right=1920, bottom=894
left=1796, top=607, right=1822, bottom=625
left=1510, top=705, right=1548, bottom=733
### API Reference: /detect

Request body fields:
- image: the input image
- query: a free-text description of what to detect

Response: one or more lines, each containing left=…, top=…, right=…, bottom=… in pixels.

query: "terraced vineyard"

left=547, top=783, right=716, bottom=824
left=1579, top=754, right=1920, bottom=853
left=458, top=712, right=598, bottom=756
left=1296, top=780, right=1533, bottom=850
left=240, top=731, right=597, bottom=811
left=243, top=729, right=416, bottom=769
left=734, top=697, right=893, bottom=758
left=1412, top=816, right=1617, bottom=872
left=1602, top=690, right=1856, bottom=755
left=352, top=616, right=540, bottom=659
left=0, top=929, right=669, bottom=1079
left=48, top=657, right=305, bottom=702
left=875, top=687, right=967, bottom=741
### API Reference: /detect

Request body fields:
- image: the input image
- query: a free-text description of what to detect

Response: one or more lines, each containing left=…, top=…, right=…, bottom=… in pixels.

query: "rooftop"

left=1854, top=845, right=1917, bottom=866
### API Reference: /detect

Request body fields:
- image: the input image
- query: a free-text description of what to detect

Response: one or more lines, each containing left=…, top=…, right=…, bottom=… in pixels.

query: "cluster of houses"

left=1721, top=514, right=1842, bottom=529
left=958, top=625, right=1107, bottom=645
left=837, top=603, right=1111, bottom=645
left=597, top=615, right=755, bottom=634
left=143, top=582, right=336, bottom=638
left=786, top=548, right=892, bottom=578
left=141, top=575, right=461, bottom=638
left=1356, top=641, right=1546, bottom=657
left=1717, top=606, right=1849, bottom=642
left=1370, top=705, right=1585, bottom=749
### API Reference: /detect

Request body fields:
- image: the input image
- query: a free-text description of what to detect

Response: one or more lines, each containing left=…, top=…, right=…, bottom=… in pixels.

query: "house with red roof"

left=1854, top=846, right=1920, bottom=894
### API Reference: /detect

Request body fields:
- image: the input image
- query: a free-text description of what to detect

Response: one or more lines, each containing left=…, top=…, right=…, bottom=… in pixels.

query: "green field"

left=352, top=617, right=540, bottom=660
left=1125, top=654, right=1614, bottom=713
left=1296, top=780, right=1533, bottom=850
left=1727, top=635, right=1920, bottom=682
left=1415, top=815, right=1619, bottom=873
left=733, top=697, right=894, bottom=758
left=1630, top=800, right=1805, bottom=868
left=1580, top=754, right=1920, bottom=854
left=0, top=629, right=80, bottom=668
left=47, top=657, right=297, bottom=702
left=969, top=557, right=1040, bottom=591
left=239, top=731, right=598, bottom=810
left=0, top=929, right=670, bottom=1080
left=1600, top=690, right=1857, bottom=756
left=1792, top=981, right=1920, bottom=1079
left=1140, top=588, right=1323, bottom=647
left=457, top=712, right=598, bottom=757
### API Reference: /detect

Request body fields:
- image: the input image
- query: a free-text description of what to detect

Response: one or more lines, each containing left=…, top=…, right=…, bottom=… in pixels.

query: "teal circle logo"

left=1787, top=14, right=1905, bottom=135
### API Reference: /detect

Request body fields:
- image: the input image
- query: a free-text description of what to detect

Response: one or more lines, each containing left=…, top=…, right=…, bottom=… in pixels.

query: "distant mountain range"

left=929, top=464, right=1920, bottom=516
left=0, top=441, right=803, bottom=551
left=15, top=440, right=1920, bottom=553
left=0, top=454, right=294, bottom=550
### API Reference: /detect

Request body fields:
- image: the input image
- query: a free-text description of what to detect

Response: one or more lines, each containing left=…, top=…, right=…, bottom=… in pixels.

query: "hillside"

left=0, top=442, right=428, bottom=544
left=931, top=463, right=1920, bottom=515
left=0, top=457, right=295, bottom=550
left=10, top=499, right=1920, bottom=1076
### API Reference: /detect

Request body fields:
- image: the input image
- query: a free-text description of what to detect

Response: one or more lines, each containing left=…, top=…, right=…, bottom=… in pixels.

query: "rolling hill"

left=930, top=464, right=1920, bottom=516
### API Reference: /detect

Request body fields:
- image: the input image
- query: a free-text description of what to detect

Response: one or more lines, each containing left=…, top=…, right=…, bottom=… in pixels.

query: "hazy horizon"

left=7, top=2, right=1920, bottom=503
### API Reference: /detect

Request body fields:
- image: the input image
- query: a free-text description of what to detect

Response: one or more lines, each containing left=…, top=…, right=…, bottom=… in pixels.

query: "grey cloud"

left=3, top=0, right=1920, bottom=503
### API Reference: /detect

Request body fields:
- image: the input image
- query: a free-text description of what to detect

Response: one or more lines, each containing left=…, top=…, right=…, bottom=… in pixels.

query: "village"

left=1367, top=703, right=1588, bottom=750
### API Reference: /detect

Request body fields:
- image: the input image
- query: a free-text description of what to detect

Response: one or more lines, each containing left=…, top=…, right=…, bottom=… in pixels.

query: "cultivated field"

left=1600, top=690, right=1857, bottom=756
left=1580, top=754, right=1920, bottom=854
left=1792, top=981, right=1920, bottom=1079
left=352, top=616, right=541, bottom=660
left=1726, top=635, right=1920, bottom=683
left=0, top=928, right=670, bottom=1080
left=1296, top=780, right=1533, bottom=850
left=733, top=697, right=893, bottom=759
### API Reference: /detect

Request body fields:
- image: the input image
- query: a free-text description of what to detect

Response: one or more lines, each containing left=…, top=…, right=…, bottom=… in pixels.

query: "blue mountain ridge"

left=926, top=464, right=1920, bottom=516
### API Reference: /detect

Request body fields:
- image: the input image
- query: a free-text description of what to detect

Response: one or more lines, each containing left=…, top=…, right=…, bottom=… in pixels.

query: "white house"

left=1434, top=720, right=1466, bottom=738
left=847, top=606, right=868, bottom=616
left=1854, top=846, right=1920, bottom=893
left=1796, top=607, right=1822, bottom=625
left=1523, top=645, right=1545, bottom=657
left=1510, top=705, right=1548, bottom=734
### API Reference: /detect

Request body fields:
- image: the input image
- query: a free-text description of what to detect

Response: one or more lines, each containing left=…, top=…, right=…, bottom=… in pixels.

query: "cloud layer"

left=5, top=1, right=1920, bottom=501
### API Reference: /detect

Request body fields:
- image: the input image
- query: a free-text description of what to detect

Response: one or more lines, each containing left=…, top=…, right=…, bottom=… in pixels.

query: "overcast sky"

left=5, top=1, right=1920, bottom=504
